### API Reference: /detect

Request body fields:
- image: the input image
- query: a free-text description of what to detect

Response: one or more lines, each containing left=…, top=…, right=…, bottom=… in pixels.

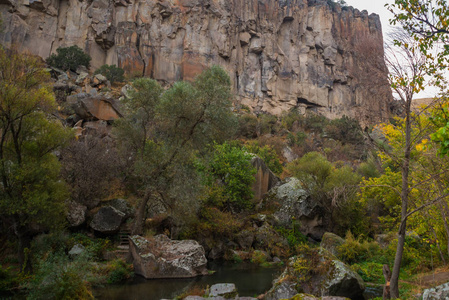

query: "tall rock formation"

left=0, top=0, right=392, bottom=125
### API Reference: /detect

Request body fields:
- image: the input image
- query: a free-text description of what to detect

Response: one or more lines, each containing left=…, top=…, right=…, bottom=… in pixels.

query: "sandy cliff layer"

left=0, top=0, right=392, bottom=124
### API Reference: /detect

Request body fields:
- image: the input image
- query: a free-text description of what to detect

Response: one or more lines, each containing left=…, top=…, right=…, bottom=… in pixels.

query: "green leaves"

left=46, top=46, right=91, bottom=72
left=199, top=142, right=256, bottom=212
left=0, top=47, right=72, bottom=258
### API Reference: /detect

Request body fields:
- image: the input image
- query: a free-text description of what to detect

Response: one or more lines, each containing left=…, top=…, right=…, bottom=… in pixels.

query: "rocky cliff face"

left=0, top=0, right=392, bottom=124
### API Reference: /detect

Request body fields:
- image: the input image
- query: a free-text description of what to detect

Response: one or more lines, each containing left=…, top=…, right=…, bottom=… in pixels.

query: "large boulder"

left=66, top=200, right=87, bottom=227
left=422, top=282, right=449, bottom=300
left=266, top=177, right=326, bottom=240
left=209, top=283, right=238, bottom=298
left=320, top=232, right=345, bottom=257
left=266, top=248, right=365, bottom=300
left=107, top=198, right=135, bottom=219
left=265, top=278, right=298, bottom=300
left=129, top=235, right=208, bottom=279
left=90, top=206, right=125, bottom=234
left=67, top=93, right=122, bottom=121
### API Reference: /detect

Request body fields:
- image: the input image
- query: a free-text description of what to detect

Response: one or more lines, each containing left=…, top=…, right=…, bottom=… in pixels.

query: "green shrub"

left=70, top=233, right=112, bottom=260
left=27, top=252, right=94, bottom=300
left=276, top=225, right=307, bottom=249
left=238, top=114, right=258, bottom=138
left=244, top=141, right=283, bottom=175
left=351, top=261, right=385, bottom=283
left=325, top=116, right=364, bottom=145
left=94, top=64, right=125, bottom=84
left=336, top=232, right=382, bottom=265
left=357, top=156, right=381, bottom=179
left=195, top=207, right=244, bottom=238
left=304, top=113, right=328, bottom=133
left=287, top=131, right=307, bottom=146
left=0, top=264, right=19, bottom=292
left=280, top=110, right=304, bottom=131
left=258, top=114, right=278, bottom=135
left=250, top=250, right=268, bottom=265
left=47, top=45, right=91, bottom=72
left=198, top=142, right=256, bottom=212
left=107, top=259, right=133, bottom=284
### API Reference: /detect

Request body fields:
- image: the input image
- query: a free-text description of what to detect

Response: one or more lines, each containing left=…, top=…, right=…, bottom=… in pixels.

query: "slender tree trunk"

left=440, top=201, right=449, bottom=259
left=390, top=103, right=411, bottom=298
left=132, top=191, right=151, bottom=235
left=383, top=264, right=391, bottom=300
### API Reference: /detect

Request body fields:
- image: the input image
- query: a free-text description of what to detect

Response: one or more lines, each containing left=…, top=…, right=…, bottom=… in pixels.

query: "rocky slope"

left=0, top=0, right=392, bottom=125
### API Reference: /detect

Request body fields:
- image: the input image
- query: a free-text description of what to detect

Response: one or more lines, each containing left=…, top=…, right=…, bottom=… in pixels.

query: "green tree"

left=0, top=47, right=72, bottom=272
left=287, top=152, right=362, bottom=234
left=46, top=45, right=91, bottom=72
left=115, top=66, right=237, bottom=235
left=199, top=142, right=256, bottom=212
left=361, top=112, right=449, bottom=287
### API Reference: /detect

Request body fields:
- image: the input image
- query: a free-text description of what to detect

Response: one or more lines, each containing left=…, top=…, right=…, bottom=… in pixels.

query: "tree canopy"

left=0, top=47, right=73, bottom=271
left=115, top=66, right=238, bottom=234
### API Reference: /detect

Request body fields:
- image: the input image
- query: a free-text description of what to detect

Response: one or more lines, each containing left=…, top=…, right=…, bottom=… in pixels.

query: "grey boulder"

left=129, top=235, right=208, bottom=279
left=90, top=206, right=125, bottom=234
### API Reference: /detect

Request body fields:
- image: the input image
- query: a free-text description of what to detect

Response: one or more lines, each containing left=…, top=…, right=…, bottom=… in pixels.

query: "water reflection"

left=95, top=261, right=283, bottom=300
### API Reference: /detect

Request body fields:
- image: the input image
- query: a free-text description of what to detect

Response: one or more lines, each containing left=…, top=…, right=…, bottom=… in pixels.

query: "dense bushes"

left=198, top=142, right=256, bottom=212
left=27, top=251, right=94, bottom=300
left=47, top=45, right=91, bottom=72
left=94, top=64, right=125, bottom=84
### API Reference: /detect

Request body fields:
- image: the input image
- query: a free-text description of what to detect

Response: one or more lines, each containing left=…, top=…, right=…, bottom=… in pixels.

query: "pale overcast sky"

left=344, top=0, right=441, bottom=98
left=343, top=0, right=394, bottom=34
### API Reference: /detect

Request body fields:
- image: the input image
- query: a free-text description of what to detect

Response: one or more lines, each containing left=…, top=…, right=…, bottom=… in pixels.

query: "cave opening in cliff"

left=297, top=97, right=323, bottom=109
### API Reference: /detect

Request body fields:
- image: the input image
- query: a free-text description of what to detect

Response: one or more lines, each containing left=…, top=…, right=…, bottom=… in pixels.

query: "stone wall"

left=0, top=0, right=392, bottom=125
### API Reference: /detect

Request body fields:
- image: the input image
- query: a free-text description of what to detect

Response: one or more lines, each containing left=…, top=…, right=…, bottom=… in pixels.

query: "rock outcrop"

left=265, top=177, right=325, bottom=241
left=320, top=232, right=345, bottom=257
left=66, top=200, right=87, bottom=227
left=0, top=0, right=392, bottom=125
left=90, top=206, right=126, bottom=234
left=129, top=234, right=208, bottom=279
left=266, top=250, right=365, bottom=300
left=251, top=156, right=280, bottom=202
left=422, top=282, right=449, bottom=300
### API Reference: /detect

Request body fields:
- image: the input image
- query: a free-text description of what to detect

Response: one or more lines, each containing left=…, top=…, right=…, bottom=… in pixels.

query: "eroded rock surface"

left=129, top=234, right=208, bottom=279
left=0, top=0, right=392, bottom=125
left=266, top=177, right=325, bottom=240
left=266, top=250, right=365, bottom=300
left=422, top=282, right=449, bottom=300
left=251, top=156, right=280, bottom=202
left=90, top=206, right=125, bottom=234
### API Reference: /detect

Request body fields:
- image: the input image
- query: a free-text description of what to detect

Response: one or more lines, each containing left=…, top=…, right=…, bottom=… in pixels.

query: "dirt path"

left=406, top=270, right=449, bottom=288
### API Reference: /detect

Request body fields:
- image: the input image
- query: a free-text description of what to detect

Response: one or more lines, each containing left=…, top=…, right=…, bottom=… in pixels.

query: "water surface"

left=95, top=261, right=282, bottom=300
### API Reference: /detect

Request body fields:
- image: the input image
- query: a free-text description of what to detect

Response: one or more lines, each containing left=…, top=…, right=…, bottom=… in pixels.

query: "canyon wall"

left=0, top=0, right=392, bottom=125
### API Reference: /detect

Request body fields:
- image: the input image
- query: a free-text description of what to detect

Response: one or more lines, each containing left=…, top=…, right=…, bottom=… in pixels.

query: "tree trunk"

left=390, top=102, right=412, bottom=298
left=439, top=201, right=449, bottom=258
left=13, top=221, right=32, bottom=273
left=132, top=192, right=151, bottom=235
left=383, top=264, right=391, bottom=300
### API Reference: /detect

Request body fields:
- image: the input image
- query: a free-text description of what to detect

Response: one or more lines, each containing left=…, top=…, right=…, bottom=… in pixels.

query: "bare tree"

left=60, top=135, right=121, bottom=209
left=357, top=28, right=449, bottom=298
